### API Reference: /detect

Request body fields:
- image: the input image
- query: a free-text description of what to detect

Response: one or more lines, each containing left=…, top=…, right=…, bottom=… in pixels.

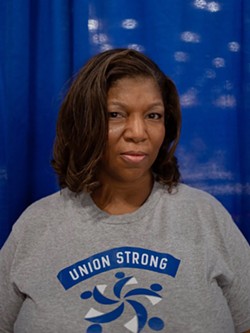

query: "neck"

left=91, top=175, right=154, bottom=215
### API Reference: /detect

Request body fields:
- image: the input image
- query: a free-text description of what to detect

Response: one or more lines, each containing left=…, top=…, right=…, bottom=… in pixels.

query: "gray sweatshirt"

left=0, top=182, right=250, bottom=332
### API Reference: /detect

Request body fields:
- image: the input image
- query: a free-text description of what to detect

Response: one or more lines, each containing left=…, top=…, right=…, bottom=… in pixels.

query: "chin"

left=116, top=169, right=152, bottom=183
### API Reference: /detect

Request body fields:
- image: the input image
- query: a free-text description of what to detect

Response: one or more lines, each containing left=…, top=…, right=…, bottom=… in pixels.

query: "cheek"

left=108, top=124, right=124, bottom=139
left=104, top=125, right=124, bottom=160
left=108, top=124, right=124, bottom=147
left=154, top=126, right=165, bottom=148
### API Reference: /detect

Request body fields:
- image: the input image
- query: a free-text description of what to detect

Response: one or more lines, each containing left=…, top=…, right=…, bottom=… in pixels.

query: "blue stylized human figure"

left=81, top=272, right=165, bottom=332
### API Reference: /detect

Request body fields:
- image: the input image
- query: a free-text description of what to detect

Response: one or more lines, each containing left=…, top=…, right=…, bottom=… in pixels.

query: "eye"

left=147, top=113, right=163, bottom=120
left=108, top=111, right=126, bottom=119
left=108, top=112, right=120, bottom=118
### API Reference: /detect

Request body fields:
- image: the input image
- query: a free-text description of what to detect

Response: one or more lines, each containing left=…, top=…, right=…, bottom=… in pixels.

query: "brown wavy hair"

left=51, top=48, right=181, bottom=193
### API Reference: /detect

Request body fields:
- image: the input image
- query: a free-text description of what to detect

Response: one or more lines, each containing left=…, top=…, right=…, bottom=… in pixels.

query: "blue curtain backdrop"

left=0, top=0, right=249, bottom=248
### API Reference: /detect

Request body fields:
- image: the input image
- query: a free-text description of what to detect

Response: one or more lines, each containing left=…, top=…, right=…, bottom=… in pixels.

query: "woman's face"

left=99, top=76, right=165, bottom=185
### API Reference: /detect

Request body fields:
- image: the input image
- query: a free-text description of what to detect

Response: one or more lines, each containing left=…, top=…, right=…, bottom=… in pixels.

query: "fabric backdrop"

left=0, top=0, right=249, bottom=248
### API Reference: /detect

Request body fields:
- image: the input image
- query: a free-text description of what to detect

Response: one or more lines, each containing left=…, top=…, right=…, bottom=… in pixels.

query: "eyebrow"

left=107, top=101, right=164, bottom=108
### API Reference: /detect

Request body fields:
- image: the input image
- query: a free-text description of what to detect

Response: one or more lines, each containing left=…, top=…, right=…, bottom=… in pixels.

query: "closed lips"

left=120, top=152, right=147, bottom=163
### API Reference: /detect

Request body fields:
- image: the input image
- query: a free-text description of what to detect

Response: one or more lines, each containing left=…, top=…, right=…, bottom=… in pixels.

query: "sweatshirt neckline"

left=78, top=181, right=164, bottom=224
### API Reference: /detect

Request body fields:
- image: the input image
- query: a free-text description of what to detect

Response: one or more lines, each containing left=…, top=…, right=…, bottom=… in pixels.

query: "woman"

left=0, top=49, right=249, bottom=333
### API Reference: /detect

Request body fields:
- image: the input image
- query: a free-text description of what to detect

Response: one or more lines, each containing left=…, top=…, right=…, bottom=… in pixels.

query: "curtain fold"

left=0, top=0, right=249, bottom=247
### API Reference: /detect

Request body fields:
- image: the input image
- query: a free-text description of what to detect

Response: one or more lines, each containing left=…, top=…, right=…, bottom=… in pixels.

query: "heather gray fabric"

left=0, top=182, right=250, bottom=333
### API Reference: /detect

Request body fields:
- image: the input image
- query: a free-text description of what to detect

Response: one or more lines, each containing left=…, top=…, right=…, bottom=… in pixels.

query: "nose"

left=123, top=115, right=147, bottom=143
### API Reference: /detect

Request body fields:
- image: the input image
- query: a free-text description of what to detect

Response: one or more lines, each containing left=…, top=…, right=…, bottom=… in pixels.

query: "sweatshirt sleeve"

left=217, top=208, right=250, bottom=333
left=0, top=230, right=25, bottom=332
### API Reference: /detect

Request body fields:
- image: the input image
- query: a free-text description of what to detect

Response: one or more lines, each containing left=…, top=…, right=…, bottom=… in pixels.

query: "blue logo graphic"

left=81, top=272, right=165, bottom=333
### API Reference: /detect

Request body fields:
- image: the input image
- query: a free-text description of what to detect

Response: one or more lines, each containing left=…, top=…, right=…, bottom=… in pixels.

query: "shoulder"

left=17, top=190, right=65, bottom=221
left=16, top=188, right=83, bottom=218
left=159, top=182, right=228, bottom=215
left=175, top=182, right=220, bottom=202
left=10, top=189, right=83, bottom=243
left=156, top=182, right=245, bottom=244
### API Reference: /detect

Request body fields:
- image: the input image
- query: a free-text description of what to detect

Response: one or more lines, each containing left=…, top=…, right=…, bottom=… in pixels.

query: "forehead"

left=107, top=76, right=162, bottom=101
left=109, top=75, right=158, bottom=89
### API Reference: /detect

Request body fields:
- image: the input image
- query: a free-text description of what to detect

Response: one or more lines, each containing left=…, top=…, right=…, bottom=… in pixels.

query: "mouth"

left=120, top=151, right=148, bottom=163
